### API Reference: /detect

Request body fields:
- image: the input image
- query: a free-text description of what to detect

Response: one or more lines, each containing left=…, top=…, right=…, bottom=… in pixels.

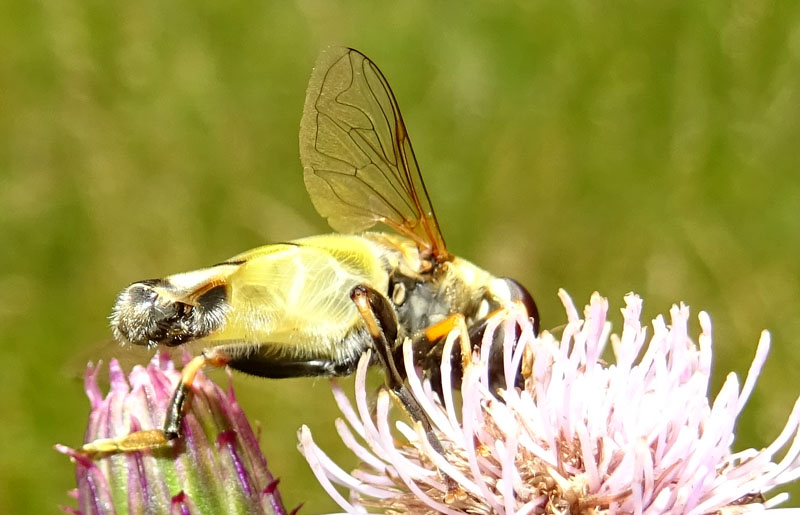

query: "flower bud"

left=57, top=353, right=288, bottom=515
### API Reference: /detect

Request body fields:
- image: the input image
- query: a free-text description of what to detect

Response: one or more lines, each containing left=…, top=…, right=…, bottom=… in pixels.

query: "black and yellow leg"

left=80, top=349, right=231, bottom=455
left=350, top=285, right=465, bottom=502
left=424, top=313, right=473, bottom=374
left=350, top=285, right=404, bottom=389
left=425, top=303, right=531, bottom=370
left=420, top=306, right=523, bottom=398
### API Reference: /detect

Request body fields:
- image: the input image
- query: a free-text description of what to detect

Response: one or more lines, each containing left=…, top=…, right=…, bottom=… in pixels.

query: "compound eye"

left=500, top=277, right=540, bottom=335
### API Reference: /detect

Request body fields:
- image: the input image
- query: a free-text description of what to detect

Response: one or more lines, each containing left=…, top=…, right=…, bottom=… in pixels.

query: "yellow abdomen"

left=202, top=234, right=391, bottom=359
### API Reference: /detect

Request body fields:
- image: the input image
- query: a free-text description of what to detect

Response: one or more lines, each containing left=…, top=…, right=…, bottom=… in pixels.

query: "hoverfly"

left=82, top=47, right=539, bottom=455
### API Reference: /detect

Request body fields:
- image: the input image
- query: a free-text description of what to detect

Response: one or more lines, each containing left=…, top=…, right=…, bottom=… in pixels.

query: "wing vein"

left=299, top=47, right=450, bottom=261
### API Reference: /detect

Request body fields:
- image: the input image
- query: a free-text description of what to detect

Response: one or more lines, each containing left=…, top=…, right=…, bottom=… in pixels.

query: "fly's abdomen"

left=203, top=235, right=390, bottom=356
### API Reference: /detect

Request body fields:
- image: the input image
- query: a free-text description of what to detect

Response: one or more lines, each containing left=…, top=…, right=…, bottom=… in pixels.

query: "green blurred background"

left=2, top=1, right=799, bottom=512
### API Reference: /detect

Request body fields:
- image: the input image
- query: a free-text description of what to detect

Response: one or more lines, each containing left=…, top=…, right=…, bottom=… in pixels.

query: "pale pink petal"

left=300, top=291, right=800, bottom=513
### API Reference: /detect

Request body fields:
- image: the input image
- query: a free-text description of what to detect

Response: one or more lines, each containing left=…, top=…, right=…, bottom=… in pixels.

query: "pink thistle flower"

left=56, top=353, right=289, bottom=515
left=299, top=290, right=800, bottom=514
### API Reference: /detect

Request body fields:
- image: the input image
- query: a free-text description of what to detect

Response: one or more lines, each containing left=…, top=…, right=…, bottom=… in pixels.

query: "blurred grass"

left=1, top=0, right=799, bottom=512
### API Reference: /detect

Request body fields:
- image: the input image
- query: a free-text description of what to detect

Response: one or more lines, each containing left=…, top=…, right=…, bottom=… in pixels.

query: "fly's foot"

left=80, top=428, right=173, bottom=455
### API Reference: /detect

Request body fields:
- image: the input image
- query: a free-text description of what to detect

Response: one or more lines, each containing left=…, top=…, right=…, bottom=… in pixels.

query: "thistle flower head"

left=300, top=290, right=800, bottom=514
left=57, top=353, right=288, bottom=515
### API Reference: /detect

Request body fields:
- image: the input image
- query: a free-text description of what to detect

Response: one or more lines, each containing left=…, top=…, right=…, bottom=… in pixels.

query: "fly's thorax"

left=438, top=257, right=507, bottom=321
left=387, top=256, right=501, bottom=336
left=361, top=232, right=428, bottom=277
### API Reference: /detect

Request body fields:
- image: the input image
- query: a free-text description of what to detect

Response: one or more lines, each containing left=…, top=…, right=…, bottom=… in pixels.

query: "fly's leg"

left=419, top=302, right=535, bottom=397
left=423, top=313, right=473, bottom=374
left=420, top=276, right=539, bottom=383
left=80, top=349, right=231, bottom=455
left=410, top=312, right=486, bottom=401
left=349, top=286, right=429, bottom=424
left=350, top=285, right=464, bottom=502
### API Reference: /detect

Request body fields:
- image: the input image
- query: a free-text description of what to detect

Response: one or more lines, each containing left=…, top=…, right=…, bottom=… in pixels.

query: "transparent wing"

left=299, top=47, right=450, bottom=262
